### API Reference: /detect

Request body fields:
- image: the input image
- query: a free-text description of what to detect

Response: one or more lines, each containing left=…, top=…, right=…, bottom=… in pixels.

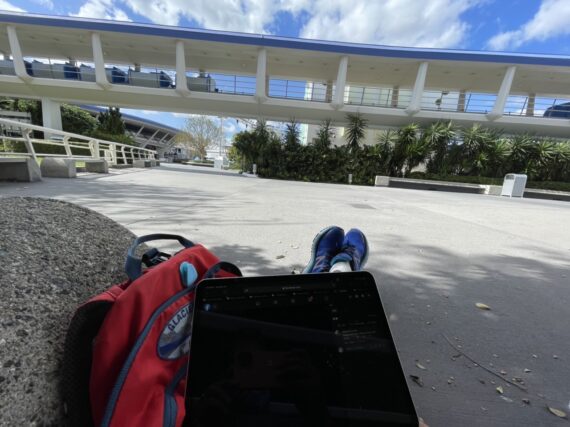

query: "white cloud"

left=296, top=0, right=481, bottom=48
left=121, top=0, right=277, bottom=33
left=487, top=0, right=570, bottom=50
left=0, top=0, right=25, bottom=12
left=33, top=0, right=54, bottom=10
left=71, top=0, right=132, bottom=22
left=118, top=0, right=479, bottom=48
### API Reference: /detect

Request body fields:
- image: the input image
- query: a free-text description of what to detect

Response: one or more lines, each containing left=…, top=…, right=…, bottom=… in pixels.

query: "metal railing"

left=211, top=73, right=255, bottom=95
left=0, top=118, right=157, bottom=165
left=269, top=79, right=333, bottom=102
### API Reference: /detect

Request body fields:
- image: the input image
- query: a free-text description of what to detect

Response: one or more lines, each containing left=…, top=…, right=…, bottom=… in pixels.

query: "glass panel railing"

left=421, top=90, right=461, bottom=112
left=268, top=79, right=331, bottom=102
left=464, top=92, right=497, bottom=114
left=208, top=73, right=255, bottom=95
left=0, top=59, right=16, bottom=76
left=504, top=95, right=570, bottom=118
left=345, top=85, right=406, bottom=108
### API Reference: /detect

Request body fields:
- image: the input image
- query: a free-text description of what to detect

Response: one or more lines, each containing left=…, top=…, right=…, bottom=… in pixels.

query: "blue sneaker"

left=303, top=226, right=344, bottom=273
left=330, top=228, right=369, bottom=271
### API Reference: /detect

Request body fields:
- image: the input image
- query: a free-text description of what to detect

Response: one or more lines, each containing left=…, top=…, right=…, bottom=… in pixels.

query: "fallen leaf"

left=409, top=375, right=423, bottom=387
left=524, top=368, right=532, bottom=373
left=275, top=255, right=285, bottom=259
left=416, top=363, right=426, bottom=370
left=476, top=303, right=491, bottom=310
left=496, top=386, right=504, bottom=394
left=547, top=407, right=567, bottom=418
left=522, top=398, right=530, bottom=405
left=500, top=370, right=507, bottom=375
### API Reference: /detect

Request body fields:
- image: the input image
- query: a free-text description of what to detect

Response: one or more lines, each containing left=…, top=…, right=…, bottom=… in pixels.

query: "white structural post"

left=255, top=48, right=267, bottom=103
left=488, top=65, right=516, bottom=121
left=41, top=98, right=63, bottom=132
left=406, top=62, right=429, bottom=115
left=6, top=26, right=32, bottom=82
left=331, top=56, right=349, bottom=109
left=91, top=33, right=110, bottom=89
left=175, top=40, right=191, bottom=96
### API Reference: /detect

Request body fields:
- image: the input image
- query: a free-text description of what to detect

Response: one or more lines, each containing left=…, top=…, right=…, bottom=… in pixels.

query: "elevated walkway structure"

left=0, top=13, right=570, bottom=136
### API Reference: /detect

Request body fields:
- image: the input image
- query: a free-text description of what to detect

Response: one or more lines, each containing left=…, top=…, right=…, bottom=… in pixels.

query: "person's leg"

left=329, top=228, right=369, bottom=272
left=303, top=226, right=344, bottom=273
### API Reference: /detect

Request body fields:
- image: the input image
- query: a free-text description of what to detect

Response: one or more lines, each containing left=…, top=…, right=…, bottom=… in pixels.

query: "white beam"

left=488, top=65, right=516, bottom=121
left=331, top=56, right=349, bottom=109
left=6, top=26, right=32, bottom=82
left=175, top=40, right=191, bottom=96
left=406, top=62, right=429, bottom=115
left=255, top=48, right=267, bottom=103
left=41, top=98, right=62, bottom=134
left=91, top=33, right=110, bottom=89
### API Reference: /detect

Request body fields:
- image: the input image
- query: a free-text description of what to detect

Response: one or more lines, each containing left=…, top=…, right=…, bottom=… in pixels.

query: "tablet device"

left=185, top=272, right=418, bottom=426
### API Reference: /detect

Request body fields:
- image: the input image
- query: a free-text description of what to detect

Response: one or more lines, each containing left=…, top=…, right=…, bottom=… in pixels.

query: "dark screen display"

left=185, top=272, right=417, bottom=427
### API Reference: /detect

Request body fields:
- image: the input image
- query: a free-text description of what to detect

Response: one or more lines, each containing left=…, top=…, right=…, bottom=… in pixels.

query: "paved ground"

left=1, top=163, right=569, bottom=426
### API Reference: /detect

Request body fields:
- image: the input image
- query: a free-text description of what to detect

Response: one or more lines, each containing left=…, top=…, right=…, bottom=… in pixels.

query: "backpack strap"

left=125, top=234, right=194, bottom=282
left=60, top=290, right=122, bottom=427
left=202, top=261, right=243, bottom=279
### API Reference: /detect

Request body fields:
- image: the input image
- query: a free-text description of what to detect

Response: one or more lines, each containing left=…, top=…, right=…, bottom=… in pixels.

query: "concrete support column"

left=406, top=62, right=429, bottom=115
left=255, top=48, right=267, bottom=103
left=332, top=56, right=349, bottom=109
left=488, top=65, right=516, bottom=121
left=457, top=89, right=466, bottom=112
left=175, top=40, right=191, bottom=96
left=91, top=33, right=110, bottom=89
left=41, top=98, right=62, bottom=131
left=526, top=93, right=536, bottom=117
left=325, top=80, right=333, bottom=103
left=6, top=26, right=31, bottom=82
left=391, top=86, right=400, bottom=108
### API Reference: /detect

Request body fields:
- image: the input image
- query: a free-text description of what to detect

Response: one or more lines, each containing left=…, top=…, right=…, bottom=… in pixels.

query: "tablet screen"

left=185, top=272, right=417, bottom=427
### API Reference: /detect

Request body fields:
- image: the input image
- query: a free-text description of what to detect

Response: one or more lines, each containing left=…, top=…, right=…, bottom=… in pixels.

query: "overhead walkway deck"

left=0, top=13, right=570, bottom=136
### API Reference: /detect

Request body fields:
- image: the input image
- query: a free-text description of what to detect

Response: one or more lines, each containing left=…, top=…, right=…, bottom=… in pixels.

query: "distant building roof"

left=78, top=105, right=180, bottom=134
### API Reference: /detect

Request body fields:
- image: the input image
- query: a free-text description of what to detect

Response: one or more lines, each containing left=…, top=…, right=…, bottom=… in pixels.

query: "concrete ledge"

left=388, top=178, right=486, bottom=194
left=133, top=159, right=151, bottom=168
left=110, top=163, right=133, bottom=169
left=40, top=158, right=76, bottom=178
left=85, top=159, right=109, bottom=173
left=149, top=160, right=157, bottom=167
left=524, top=189, right=570, bottom=202
left=484, top=185, right=503, bottom=196
left=0, top=158, right=42, bottom=182
left=155, top=160, right=160, bottom=166
left=374, top=175, right=390, bottom=186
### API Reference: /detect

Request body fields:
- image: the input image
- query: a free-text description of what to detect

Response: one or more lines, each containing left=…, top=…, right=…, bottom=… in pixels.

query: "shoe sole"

left=360, top=232, right=369, bottom=270
left=302, top=225, right=341, bottom=274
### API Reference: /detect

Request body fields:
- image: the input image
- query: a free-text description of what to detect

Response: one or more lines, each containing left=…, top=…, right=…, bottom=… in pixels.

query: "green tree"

left=283, top=118, right=300, bottom=149
left=312, top=119, right=334, bottom=150
left=423, top=121, right=457, bottom=174
left=175, top=115, right=222, bottom=160
left=345, top=113, right=367, bottom=151
left=390, top=123, right=420, bottom=177
left=61, top=105, right=98, bottom=135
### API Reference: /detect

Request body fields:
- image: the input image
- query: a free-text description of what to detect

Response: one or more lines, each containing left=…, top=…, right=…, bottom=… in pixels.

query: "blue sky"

left=3, top=0, right=570, bottom=134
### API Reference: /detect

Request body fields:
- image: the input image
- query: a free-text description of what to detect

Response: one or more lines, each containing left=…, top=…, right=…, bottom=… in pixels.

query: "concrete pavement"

left=1, top=163, right=569, bottom=426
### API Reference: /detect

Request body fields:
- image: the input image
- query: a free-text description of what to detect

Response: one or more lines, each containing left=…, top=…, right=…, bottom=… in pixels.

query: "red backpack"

left=61, top=234, right=241, bottom=427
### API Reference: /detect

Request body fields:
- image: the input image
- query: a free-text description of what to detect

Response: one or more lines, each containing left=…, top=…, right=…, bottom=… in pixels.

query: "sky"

left=3, top=0, right=570, bottom=136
